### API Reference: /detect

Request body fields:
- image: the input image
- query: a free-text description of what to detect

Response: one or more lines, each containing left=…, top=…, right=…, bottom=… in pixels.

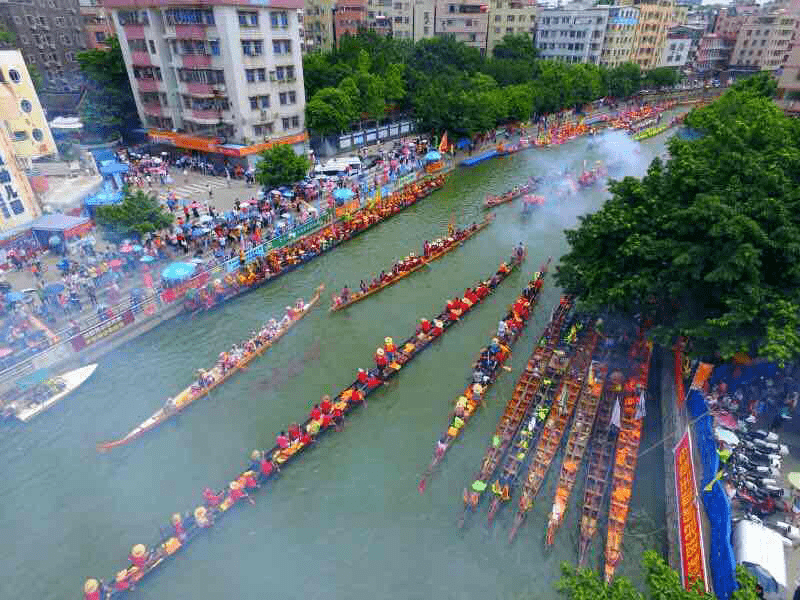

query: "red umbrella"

left=119, top=244, right=133, bottom=253
left=0, top=347, right=13, bottom=358
left=109, top=259, right=123, bottom=269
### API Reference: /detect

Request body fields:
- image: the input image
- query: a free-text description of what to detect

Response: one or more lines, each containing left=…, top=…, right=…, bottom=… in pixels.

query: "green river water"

left=1, top=128, right=674, bottom=600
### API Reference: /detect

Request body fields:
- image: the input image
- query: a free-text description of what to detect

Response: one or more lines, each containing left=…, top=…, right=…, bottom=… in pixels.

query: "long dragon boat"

left=603, top=336, right=653, bottom=582
left=544, top=360, right=608, bottom=545
left=577, top=368, right=626, bottom=566
left=96, top=285, right=326, bottom=452
left=458, top=297, right=573, bottom=529
left=330, top=214, right=494, bottom=312
left=184, top=175, right=447, bottom=313
left=86, top=251, right=526, bottom=599
left=417, top=260, right=549, bottom=493
left=483, top=181, right=534, bottom=209
left=508, top=327, right=599, bottom=543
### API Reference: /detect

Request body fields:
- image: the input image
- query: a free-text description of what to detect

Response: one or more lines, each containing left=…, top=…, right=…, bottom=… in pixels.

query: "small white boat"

left=13, top=364, right=98, bottom=422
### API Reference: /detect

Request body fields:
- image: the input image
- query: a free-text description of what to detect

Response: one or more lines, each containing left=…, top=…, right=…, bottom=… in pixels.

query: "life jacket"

left=385, top=342, right=396, bottom=353
left=375, top=353, right=388, bottom=367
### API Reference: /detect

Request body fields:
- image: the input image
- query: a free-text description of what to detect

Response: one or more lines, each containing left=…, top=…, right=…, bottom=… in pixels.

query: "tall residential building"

left=487, top=0, right=537, bottom=55
left=729, top=12, right=797, bottom=72
left=384, top=0, right=414, bottom=40
left=79, top=0, right=115, bottom=49
left=695, top=33, right=731, bottom=73
left=107, top=0, right=308, bottom=166
left=659, top=27, right=690, bottom=67
left=303, top=0, right=335, bottom=51
left=776, top=34, right=800, bottom=114
left=535, top=4, right=609, bottom=64
left=0, top=50, right=57, bottom=165
left=600, top=5, right=639, bottom=68
left=0, top=125, right=40, bottom=228
left=434, top=0, right=490, bottom=54
left=0, top=0, right=87, bottom=93
left=412, top=0, right=436, bottom=41
left=630, top=0, right=674, bottom=70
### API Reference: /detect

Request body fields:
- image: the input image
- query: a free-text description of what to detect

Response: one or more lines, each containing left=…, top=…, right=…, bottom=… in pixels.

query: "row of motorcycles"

left=721, top=422, right=800, bottom=545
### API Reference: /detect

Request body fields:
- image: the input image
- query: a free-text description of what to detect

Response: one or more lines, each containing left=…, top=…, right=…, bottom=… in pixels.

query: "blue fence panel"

left=688, top=389, right=737, bottom=600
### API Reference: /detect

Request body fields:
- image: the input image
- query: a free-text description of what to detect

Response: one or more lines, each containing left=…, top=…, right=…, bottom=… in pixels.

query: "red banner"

left=673, top=430, right=708, bottom=592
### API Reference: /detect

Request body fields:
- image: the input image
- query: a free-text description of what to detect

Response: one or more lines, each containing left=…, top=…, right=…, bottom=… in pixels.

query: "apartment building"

left=413, top=0, right=436, bottom=41
left=0, top=50, right=56, bottom=165
left=79, top=0, right=115, bottom=49
left=303, top=0, right=334, bottom=51
left=659, top=28, right=690, bottom=67
left=630, top=0, right=674, bottom=70
left=535, top=4, right=609, bottom=64
left=107, top=1, right=307, bottom=166
left=776, top=35, right=800, bottom=114
left=383, top=0, right=414, bottom=40
left=434, top=0, right=489, bottom=53
left=0, top=0, right=87, bottom=93
left=600, top=5, right=639, bottom=68
left=487, top=0, right=537, bottom=54
left=730, top=12, right=797, bottom=72
left=695, top=33, right=732, bottom=73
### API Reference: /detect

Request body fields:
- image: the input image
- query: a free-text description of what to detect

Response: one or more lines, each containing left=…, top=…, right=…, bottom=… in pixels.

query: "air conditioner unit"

left=260, top=109, right=268, bottom=119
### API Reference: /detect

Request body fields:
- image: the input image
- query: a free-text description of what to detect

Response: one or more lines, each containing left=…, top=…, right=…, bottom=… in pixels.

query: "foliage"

left=302, top=32, right=664, bottom=138
left=95, top=189, right=173, bottom=239
left=76, top=37, right=139, bottom=138
left=27, top=63, right=44, bottom=94
left=556, top=81, right=800, bottom=362
left=0, top=26, right=17, bottom=45
left=730, top=71, right=777, bottom=99
left=557, top=551, right=758, bottom=600
left=643, top=67, right=680, bottom=89
left=254, top=144, right=310, bottom=189
left=306, top=87, right=357, bottom=135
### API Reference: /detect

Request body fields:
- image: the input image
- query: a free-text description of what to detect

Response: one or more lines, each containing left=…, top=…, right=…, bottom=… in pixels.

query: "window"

left=238, top=11, right=258, bottom=26
left=13, top=131, right=27, bottom=141
left=253, top=123, right=273, bottom=137
left=8, top=69, right=21, bottom=83
left=128, top=38, right=148, bottom=53
left=261, top=95, right=270, bottom=108
left=282, top=117, right=290, bottom=129
left=164, top=9, right=214, bottom=26
left=117, top=10, right=148, bottom=26
left=10, top=200, right=24, bottom=215
left=245, top=68, right=266, bottom=82
left=54, top=16, right=64, bottom=26
left=279, top=91, right=295, bottom=104
left=176, top=68, right=222, bottom=84
left=210, top=40, right=220, bottom=55
left=292, top=116, right=299, bottom=128
left=95, top=32, right=106, bottom=42
left=272, top=39, right=291, bottom=54
left=32, top=128, right=43, bottom=142
left=242, top=40, right=263, bottom=56
left=20, top=99, right=32, bottom=113
left=494, top=15, right=500, bottom=22
left=249, top=96, right=258, bottom=109
left=149, top=39, right=156, bottom=53
left=270, top=11, right=288, bottom=27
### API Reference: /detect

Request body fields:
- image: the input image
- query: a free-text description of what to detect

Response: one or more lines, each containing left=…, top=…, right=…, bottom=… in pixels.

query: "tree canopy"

left=556, top=73, right=800, bottom=363
left=254, top=144, right=310, bottom=189
left=557, top=551, right=759, bottom=600
left=304, top=32, right=661, bottom=138
left=95, top=189, right=173, bottom=240
left=76, top=37, right=139, bottom=139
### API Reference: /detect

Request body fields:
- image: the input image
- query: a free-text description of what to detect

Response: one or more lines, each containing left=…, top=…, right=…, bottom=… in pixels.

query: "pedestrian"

left=208, top=185, right=213, bottom=201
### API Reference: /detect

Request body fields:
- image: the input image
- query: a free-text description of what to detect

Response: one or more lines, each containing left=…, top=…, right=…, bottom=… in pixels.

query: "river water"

left=1, top=127, right=675, bottom=600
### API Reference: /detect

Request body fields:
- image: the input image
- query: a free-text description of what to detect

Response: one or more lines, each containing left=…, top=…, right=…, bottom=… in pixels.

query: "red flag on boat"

left=438, top=131, right=448, bottom=154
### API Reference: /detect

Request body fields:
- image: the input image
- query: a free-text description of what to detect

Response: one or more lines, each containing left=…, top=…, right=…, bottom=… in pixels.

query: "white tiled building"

left=487, top=0, right=537, bottom=54
left=107, top=0, right=307, bottom=165
left=535, top=4, right=609, bottom=64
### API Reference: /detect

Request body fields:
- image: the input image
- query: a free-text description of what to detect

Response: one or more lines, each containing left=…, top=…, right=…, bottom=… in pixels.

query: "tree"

left=95, top=189, right=173, bottom=240
left=306, top=87, right=356, bottom=135
left=643, top=66, right=680, bottom=89
left=557, top=551, right=759, bottom=600
left=492, top=33, right=538, bottom=62
left=0, top=26, right=17, bottom=46
left=556, top=82, right=800, bottom=362
left=606, top=63, right=642, bottom=98
left=254, top=144, right=310, bottom=189
left=77, top=37, right=139, bottom=138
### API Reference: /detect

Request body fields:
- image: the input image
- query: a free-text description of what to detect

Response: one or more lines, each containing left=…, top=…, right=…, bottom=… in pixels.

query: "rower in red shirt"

left=242, top=472, right=259, bottom=490
left=367, top=373, right=382, bottom=388
left=171, top=513, right=186, bottom=539
left=333, top=406, right=344, bottom=429
left=375, top=348, right=388, bottom=372
left=288, top=423, right=301, bottom=441
left=419, top=318, right=431, bottom=334
left=310, top=404, right=322, bottom=420
left=465, top=288, right=479, bottom=304
left=321, top=412, right=332, bottom=428
left=300, top=430, right=313, bottom=446
left=228, top=480, right=245, bottom=504
left=351, top=388, right=365, bottom=404
left=357, top=368, right=368, bottom=384
left=112, top=570, right=131, bottom=592
left=475, top=283, right=490, bottom=299
left=431, top=319, right=444, bottom=337
left=276, top=431, right=290, bottom=448
left=320, top=395, right=332, bottom=414
left=203, top=487, right=221, bottom=507
left=84, top=579, right=102, bottom=600
left=259, top=457, right=275, bottom=480
left=129, top=544, right=148, bottom=568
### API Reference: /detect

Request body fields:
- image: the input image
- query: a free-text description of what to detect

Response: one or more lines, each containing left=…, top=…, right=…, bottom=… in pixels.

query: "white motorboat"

left=13, top=364, right=98, bottom=422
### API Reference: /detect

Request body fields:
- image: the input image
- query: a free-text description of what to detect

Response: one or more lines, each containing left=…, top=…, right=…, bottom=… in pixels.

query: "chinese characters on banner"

left=673, top=429, right=709, bottom=592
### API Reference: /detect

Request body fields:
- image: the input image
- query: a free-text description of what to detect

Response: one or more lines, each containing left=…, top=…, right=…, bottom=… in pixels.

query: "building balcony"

left=142, top=102, right=163, bottom=116
left=123, top=24, right=145, bottom=37
left=182, top=54, right=212, bottom=68
left=131, top=51, right=151, bottom=66
left=191, top=109, right=221, bottom=122
left=180, top=82, right=221, bottom=96
left=136, top=78, right=162, bottom=92
left=174, top=24, right=207, bottom=39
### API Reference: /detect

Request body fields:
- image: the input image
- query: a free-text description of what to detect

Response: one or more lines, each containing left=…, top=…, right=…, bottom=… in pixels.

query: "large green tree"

left=305, top=87, right=356, bottom=135
left=556, top=74, right=800, bottom=362
left=76, top=37, right=139, bottom=139
left=492, top=33, right=538, bottom=62
left=95, top=189, right=173, bottom=239
left=254, top=144, right=310, bottom=189
left=557, top=551, right=758, bottom=600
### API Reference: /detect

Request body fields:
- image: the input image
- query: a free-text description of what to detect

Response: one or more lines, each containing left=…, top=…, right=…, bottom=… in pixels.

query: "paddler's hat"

left=171, top=513, right=182, bottom=526
left=194, top=506, right=207, bottom=519
left=385, top=337, right=393, bottom=345
left=473, top=383, right=483, bottom=394
left=357, top=368, right=365, bottom=373
left=492, top=338, right=499, bottom=344
left=434, top=319, right=443, bottom=328
left=229, top=480, right=242, bottom=490
left=131, top=543, right=146, bottom=558
left=420, top=318, right=428, bottom=323
left=458, top=396, right=467, bottom=403
left=84, top=579, right=99, bottom=594
left=116, top=570, right=128, bottom=582
left=250, top=449, right=262, bottom=461
left=376, top=348, right=385, bottom=356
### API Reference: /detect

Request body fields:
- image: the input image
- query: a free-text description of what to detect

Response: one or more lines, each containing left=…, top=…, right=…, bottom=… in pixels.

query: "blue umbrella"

left=5, top=291, right=24, bottom=303
left=132, top=244, right=143, bottom=252
left=161, top=262, right=195, bottom=281
left=425, top=150, right=442, bottom=162
left=456, top=138, right=471, bottom=150
left=333, top=188, right=354, bottom=201
left=43, top=282, right=65, bottom=295
left=140, top=255, right=155, bottom=263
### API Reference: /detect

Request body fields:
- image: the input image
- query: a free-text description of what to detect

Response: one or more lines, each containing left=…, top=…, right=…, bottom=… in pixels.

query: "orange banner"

left=674, top=345, right=686, bottom=408
left=673, top=430, right=708, bottom=592
left=691, top=362, right=714, bottom=391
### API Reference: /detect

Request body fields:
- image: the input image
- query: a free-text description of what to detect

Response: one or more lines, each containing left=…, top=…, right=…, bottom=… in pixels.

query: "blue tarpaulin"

left=333, top=188, right=354, bottom=201
left=99, top=162, right=129, bottom=176
left=456, top=138, right=471, bottom=150
left=161, top=262, right=195, bottom=281
left=90, top=148, right=116, bottom=163
left=424, top=151, right=442, bottom=162
left=85, top=190, right=123, bottom=207
left=688, top=388, right=737, bottom=600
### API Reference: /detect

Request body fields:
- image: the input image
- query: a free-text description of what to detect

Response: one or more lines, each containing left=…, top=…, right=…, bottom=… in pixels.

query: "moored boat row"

left=330, top=214, right=494, bottom=312
left=85, top=250, right=527, bottom=599
left=418, top=259, right=549, bottom=493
